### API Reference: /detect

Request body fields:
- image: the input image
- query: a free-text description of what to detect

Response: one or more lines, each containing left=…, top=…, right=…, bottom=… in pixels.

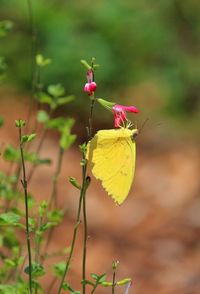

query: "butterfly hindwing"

left=87, top=128, right=136, bottom=205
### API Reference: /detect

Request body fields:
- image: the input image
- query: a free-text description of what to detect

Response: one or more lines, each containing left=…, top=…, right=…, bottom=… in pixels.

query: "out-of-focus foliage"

left=0, top=0, right=200, bottom=118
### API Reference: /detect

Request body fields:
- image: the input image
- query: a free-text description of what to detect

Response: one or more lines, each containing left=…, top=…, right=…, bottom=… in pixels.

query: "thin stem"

left=57, top=166, right=87, bottom=294
left=19, top=126, right=32, bottom=294
left=82, top=164, right=88, bottom=294
left=112, top=271, right=116, bottom=294
left=82, top=95, right=95, bottom=294
left=88, top=96, right=95, bottom=140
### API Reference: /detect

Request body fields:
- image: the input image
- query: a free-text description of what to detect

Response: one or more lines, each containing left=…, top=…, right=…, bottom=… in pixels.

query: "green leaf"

left=0, top=20, right=13, bottom=37
left=53, top=262, right=66, bottom=277
left=69, top=177, right=81, bottom=190
left=57, top=95, right=75, bottom=106
left=36, top=54, right=51, bottom=67
left=15, top=119, right=25, bottom=128
left=39, top=200, right=48, bottom=217
left=24, top=263, right=45, bottom=278
left=39, top=222, right=56, bottom=233
left=47, top=209, right=64, bottom=224
left=37, top=92, right=52, bottom=105
left=80, top=59, right=91, bottom=70
left=81, top=280, right=95, bottom=286
left=3, top=145, right=20, bottom=162
left=91, top=273, right=106, bottom=284
left=60, top=133, right=76, bottom=150
left=117, top=278, right=132, bottom=286
left=0, top=212, right=20, bottom=225
left=62, top=282, right=80, bottom=293
left=48, top=84, right=65, bottom=97
left=4, top=258, right=16, bottom=267
left=21, top=133, right=36, bottom=144
left=37, top=110, right=49, bottom=123
left=46, top=117, right=66, bottom=130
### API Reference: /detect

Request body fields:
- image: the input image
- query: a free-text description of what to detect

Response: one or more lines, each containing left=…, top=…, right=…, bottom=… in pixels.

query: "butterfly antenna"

left=138, top=118, right=149, bottom=134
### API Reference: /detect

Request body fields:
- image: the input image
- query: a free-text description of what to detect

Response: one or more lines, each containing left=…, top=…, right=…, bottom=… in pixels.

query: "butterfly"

left=87, top=127, right=138, bottom=205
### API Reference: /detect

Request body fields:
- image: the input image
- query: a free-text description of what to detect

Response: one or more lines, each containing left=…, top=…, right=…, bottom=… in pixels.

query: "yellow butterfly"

left=87, top=127, right=138, bottom=205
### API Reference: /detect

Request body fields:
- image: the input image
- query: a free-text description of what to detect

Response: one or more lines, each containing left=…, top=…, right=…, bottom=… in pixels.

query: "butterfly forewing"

left=87, top=128, right=137, bottom=205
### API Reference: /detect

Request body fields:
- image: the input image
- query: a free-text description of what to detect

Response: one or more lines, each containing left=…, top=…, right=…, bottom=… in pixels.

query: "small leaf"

left=4, top=258, right=16, bottom=267
left=3, top=145, right=20, bottom=162
left=24, top=263, right=45, bottom=278
left=48, top=84, right=65, bottom=97
left=101, top=281, right=113, bottom=287
left=81, top=280, right=95, bottom=286
left=80, top=59, right=91, bottom=70
left=0, top=212, right=20, bottom=225
left=39, top=200, right=48, bottom=217
left=117, top=278, right=132, bottom=286
left=47, top=209, right=64, bottom=223
left=21, top=133, right=36, bottom=144
left=36, top=54, right=51, bottom=67
left=62, top=282, right=80, bottom=293
left=37, top=110, right=49, bottom=123
left=39, top=222, right=56, bottom=232
left=37, top=92, right=52, bottom=105
left=15, top=119, right=25, bottom=128
left=69, top=177, right=81, bottom=190
left=53, top=262, right=66, bottom=277
left=60, top=133, right=76, bottom=150
left=57, top=95, right=74, bottom=106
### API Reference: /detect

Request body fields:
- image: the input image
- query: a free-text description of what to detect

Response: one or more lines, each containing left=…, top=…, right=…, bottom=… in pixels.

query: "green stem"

left=57, top=164, right=87, bottom=294
left=82, top=164, right=88, bottom=294
left=82, top=95, right=95, bottom=294
left=112, top=270, right=116, bottom=294
left=19, top=126, right=32, bottom=294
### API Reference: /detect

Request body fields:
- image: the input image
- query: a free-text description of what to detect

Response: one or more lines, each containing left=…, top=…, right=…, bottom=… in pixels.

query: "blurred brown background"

left=0, top=0, right=200, bottom=293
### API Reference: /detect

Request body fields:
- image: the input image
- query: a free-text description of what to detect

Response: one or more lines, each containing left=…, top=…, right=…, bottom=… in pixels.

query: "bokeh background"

left=0, top=0, right=200, bottom=293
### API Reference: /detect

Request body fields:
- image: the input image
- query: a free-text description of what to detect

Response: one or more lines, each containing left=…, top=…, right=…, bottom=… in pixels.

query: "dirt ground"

left=0, top=92, right=200, bottom=293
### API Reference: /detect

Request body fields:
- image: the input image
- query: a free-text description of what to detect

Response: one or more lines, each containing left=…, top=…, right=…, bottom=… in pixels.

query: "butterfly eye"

left=131, top=129, right=138, bottom=140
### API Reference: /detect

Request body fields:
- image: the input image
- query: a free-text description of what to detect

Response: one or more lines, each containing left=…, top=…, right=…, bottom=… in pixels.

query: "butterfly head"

left=131, top=128, right=138, bottom=140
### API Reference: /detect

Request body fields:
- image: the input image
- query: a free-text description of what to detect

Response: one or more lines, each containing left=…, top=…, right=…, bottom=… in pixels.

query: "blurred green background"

left=0, top=0, right=200, bottom=131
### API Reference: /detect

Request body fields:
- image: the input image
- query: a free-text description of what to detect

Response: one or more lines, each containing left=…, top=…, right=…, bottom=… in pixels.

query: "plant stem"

left=58, top=80, right=96, bottom=294
left=57, top=164, right=87, bottom=294
left=88, top=97, right=95, bottom=139
left=82, top=163, right=88, bottom=294
left=112, top=270, right=116, bottom=294
left=18, top=126, right=32, bottom=294
left=82, top=95, right=95, bottom=294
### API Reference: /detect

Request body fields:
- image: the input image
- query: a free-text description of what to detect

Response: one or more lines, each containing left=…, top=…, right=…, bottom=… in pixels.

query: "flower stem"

left=112, top=270, right=116, bottom=294
left=18, top=125, right=32, bottom=294
left=82, top=95, right=95, bottom=294
left=57, top=163, right=87, bottom=294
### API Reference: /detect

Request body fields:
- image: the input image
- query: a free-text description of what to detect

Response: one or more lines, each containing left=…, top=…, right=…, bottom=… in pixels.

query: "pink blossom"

left=112, top=104, right=139, bottom=127
left=84, top=69, right=97, bottom=96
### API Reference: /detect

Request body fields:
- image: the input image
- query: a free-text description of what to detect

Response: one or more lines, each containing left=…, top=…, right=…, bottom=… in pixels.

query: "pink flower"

left=84, top=69, right=97, bottom=96
left=112, top=104, right=139, bottom=127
